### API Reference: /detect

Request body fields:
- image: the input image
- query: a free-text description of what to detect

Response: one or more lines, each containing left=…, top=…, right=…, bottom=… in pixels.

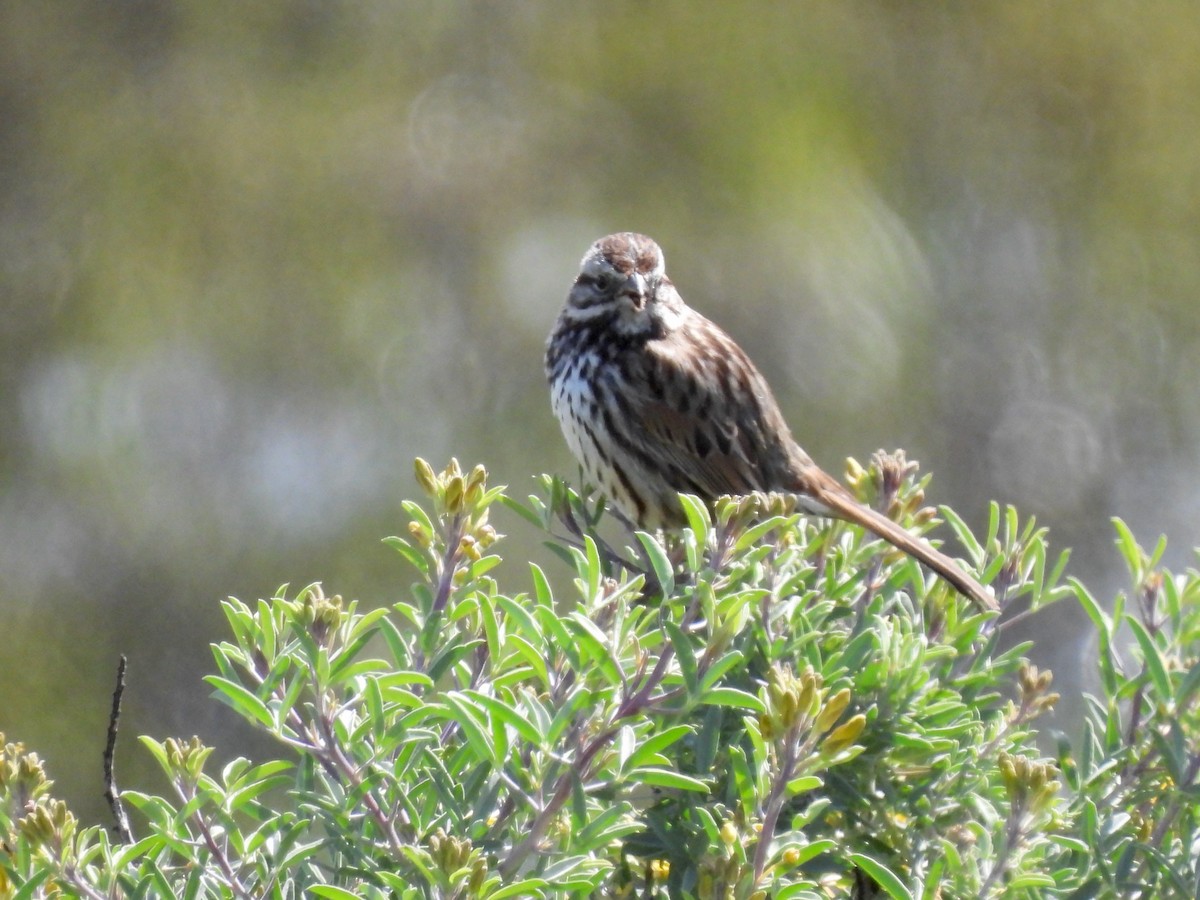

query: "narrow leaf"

left=849, top=853, right=913, bottom=900
left=1127, top=617, right=1171, bottom=701
left=635, top=767, right=710, bottom=792
left=622, top=724, right=693, bottom=773
left=700, top=687, right=766, bottom=713
left=204, top=676, right=275, bottom=729
left=665, top=621, right=698, bottom=695
left=637, top=532, right=675, bottom=596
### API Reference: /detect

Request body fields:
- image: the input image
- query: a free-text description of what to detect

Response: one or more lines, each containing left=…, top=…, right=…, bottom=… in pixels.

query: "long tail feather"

left=805, top=479, right=996, bottom=612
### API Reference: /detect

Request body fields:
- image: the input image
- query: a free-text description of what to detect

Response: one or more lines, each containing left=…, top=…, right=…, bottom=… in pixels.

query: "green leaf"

left=499, top=592, right=542, bottom=637
left=540, top=854, right=603, bottom=885
left=507, top=634, right=551, bottom=690
left=734, top=514, right=793, bottom=553
left=383, top=535, right=430, bottom=574
left=497, top=493, right=545, bottom=528
left=111, top=834, right=170, bottom=870
left=255, top=597, right=277, bottom=667
left=635, top=767, right=710, bottom=792
left=678, top=492, right=712, bottom=538
left=378, top=614, right=414, bottom=667
left=564, top=613, right=622, bottom=683
left=204, top=676, right=274, bottom=729
left=940, top=503, right=983, bottom=563
left=1112, top=517, right=1144, bottom=579
left=785, top=774, right=823, bottom=794
left=728, top=744, right=757, bottom=819
left=636, top=531, right=675, bottom=596
left=1147, top=532, right=1168, bottom=569
left=441, top=693, right=499, bottom=765
left=1072, top=579, right=1116, bottom=693
left=376, top=670, right=435, bottom=692
left=465, top=690, right=544, bottom=746
left=694, top=806, right=721, bottom=845
left=224, top=772, right=293, bottom=812
left=699, top=687, right=766, bottom=713
left=220, top=597, right=256, bottom=651
left=665, top=621, right=698, bottom=695
left=329, top=657, right=391, bottom=683
left=546, top=685, right=595, bottom=746
left=431, top=637, right=485, bottom=685
left=622, top=724, right=693, bottom=774
left=483, top=880, right=549, bottom=900
left=695, top=704, right=723, bottom=772
left=138, top=736, right=170, bottom=774
left=309, top=886, right=366, bottom=900
left=849, top=853, right=913, bottom=900
left=543, top=541, right=575, bottom=568
left=698, top=649, right=746, bottom=693
left=478, top=590, right=501, bottom=666
left=1151, top=726, right=1185, bottom=785
left=1008, top=873, right=1058, bottom=888
left=1126, top=616, right=1171, bottom=701
left=1175, top=659, right=1200, bottom=710
left=583, top=534, right=603, bottom=598
left=272, top=665, right=309, bottom=734
left=573, top=801, right=640, bottom=851
left=11, top=870, right=52, bottom=900
left=538, top=604, right=580, bottom=669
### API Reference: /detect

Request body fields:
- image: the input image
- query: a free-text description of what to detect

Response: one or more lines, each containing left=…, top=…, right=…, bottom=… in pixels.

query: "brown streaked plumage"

left=545, top=232, right=996, bottom=612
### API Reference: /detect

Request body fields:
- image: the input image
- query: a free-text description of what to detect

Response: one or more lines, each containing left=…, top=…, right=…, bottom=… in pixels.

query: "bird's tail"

left=802, top=475, right=996, bottom=613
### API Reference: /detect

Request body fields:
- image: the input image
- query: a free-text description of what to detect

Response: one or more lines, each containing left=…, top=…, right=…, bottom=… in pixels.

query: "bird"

left=545, top=232, right=995, bottom=612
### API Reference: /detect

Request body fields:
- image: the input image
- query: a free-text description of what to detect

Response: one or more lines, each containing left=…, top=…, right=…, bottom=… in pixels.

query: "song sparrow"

left=545, top=232, right=995, bottom=612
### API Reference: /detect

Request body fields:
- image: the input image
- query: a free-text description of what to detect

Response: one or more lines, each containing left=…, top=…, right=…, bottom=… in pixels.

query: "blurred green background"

left=4, top=1, right=1200, bottom=824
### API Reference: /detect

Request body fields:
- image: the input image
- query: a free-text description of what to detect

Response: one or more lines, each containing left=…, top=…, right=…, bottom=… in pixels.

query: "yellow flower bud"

left=795, top=674, right=818, bottom=722
left=814, top=688, right=852, bottom=734
left=445, top=475, right=465, bottom=514
left=414, top=457, right=438, bottom=495
left=821, top=714, right=866, bottom=755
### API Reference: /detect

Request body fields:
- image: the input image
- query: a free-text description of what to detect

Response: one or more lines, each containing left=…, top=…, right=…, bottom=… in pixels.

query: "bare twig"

left=104, top=655, right=133, bottom=844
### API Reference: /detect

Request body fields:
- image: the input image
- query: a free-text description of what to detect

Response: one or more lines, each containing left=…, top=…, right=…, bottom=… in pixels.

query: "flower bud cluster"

left=1, top=735, right=52, bottom=813
left=759, top=665, right=864, bottom=756
left=2, top=735, right=70, bottom=858
left=1013, top=663, right=1059, bottom=723
left=415, top=458, right=494, bottom=521
left=410, top=458, right=502, bottom=553
left=284, top=585, right=346, bottom=646
left=428, top=827, right=488, bottom=893
left=846, top=449, right=934, bottom=524
left=17, top=798, right=76, bottom=853
left=164, top=736, right=215, bottom=787
left=697, top=834, right=751, bottom=898
left=714, top=491, right=800, bottom=528
left=998, top=751, right=1061, bottom=814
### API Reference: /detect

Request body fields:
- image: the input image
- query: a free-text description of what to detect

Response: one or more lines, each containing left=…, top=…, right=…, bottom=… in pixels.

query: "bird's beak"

left=621, top=273, right=648, bottom=310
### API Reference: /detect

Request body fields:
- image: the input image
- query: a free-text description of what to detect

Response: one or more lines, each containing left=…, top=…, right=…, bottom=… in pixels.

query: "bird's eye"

left=592, top=273, right=611, bottom=291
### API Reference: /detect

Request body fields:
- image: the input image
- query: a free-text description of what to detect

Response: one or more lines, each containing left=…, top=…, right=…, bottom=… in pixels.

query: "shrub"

left=1, top=456, right=1197, bottom=898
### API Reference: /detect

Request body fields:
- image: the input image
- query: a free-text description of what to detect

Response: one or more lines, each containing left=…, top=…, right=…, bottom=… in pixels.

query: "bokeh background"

left=5, top=2, right=1200, bottom=824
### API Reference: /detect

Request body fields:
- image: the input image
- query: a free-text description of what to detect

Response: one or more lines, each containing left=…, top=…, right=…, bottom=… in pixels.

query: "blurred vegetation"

left=3, top=2, right=1200, bottom=824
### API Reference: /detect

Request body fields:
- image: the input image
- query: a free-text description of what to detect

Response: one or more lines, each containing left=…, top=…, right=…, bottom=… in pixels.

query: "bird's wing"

left=611, top=315, right=792, bottom=498
left=629, top=392, right=764, bottom=497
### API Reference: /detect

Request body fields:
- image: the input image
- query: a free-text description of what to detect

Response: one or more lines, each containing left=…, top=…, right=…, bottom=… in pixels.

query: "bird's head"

left=564, top=233, right=683, bottom=335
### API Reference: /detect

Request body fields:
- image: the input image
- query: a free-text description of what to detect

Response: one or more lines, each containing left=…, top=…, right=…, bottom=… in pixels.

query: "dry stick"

left=104, top=655, right=133, bottom=844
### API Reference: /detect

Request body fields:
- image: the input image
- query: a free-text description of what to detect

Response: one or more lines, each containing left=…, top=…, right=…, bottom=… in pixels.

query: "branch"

left=103, top=655, right=133, bottom=844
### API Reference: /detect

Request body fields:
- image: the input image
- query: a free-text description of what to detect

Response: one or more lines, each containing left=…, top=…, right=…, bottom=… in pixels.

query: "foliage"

left=1, top=457, right=1198, bottom=898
